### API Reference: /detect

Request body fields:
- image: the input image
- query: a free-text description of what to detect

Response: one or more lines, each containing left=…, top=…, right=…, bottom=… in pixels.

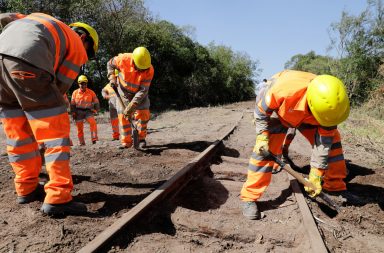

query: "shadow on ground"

left=103, top=171, right=229, bottom=250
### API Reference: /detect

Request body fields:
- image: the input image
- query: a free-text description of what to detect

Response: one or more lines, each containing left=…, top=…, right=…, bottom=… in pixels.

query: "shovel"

left=111, top=83, right=139, bottom=149
left=263, top=150, right=342, bottom=212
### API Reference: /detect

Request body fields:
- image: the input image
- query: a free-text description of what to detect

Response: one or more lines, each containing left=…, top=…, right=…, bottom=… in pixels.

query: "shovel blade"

left=132, top=129, right=139, bottom=149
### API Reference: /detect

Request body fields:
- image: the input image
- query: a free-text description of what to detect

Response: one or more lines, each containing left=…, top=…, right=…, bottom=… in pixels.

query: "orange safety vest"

left=113, top=53, right=154, bottom=94
left=260, top=70, right=320, bottom=128
left=71, top=88, right=99, bottom=110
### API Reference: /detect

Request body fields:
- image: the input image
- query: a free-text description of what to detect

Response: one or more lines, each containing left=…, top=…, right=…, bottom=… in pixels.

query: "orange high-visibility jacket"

left=107, top=53, right=154, bottom=106
left=255, top=70, right=323, bottom=130
left=0, top=13, right=88, bottom=93
left=71, top=88, right=100, bottom=112
left=255, top=70, right=338, bottom=169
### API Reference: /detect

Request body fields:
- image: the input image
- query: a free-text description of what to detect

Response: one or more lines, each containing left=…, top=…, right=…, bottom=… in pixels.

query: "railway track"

left=78, top=111, right=329, bottom=253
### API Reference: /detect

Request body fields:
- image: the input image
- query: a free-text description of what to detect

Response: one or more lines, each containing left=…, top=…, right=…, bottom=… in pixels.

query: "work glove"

left=304, top=168, right=325, bottom=198
left=255, top=133, right=269, bottom=156
left=123, top=101, right=137, bottom=120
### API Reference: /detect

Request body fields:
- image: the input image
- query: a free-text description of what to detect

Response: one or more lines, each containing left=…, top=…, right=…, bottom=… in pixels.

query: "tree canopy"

left=285, top=0, right=383, bottom=105
left=1, top=0, right=259, bottom=111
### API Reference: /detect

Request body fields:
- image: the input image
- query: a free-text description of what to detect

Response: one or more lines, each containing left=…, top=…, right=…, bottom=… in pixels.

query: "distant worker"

left=0, top=13, right=98, bottom=216
left=241, top=70, right=350, bottom=220
left=259, top=78, right=268, bottom=90
left=101, top=83, right=120, bottom=141
left=71, top=75, right=100, bottom=145
left=107, top=47, right=154, bottom=149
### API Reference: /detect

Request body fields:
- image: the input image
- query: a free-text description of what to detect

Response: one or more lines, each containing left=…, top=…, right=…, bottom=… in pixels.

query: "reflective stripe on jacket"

left=0, top=13, right=88, bottom=89
left=255, top=70, right=320, bottom=132
left=71, top=88, right=100, bottom=111
left=107, top=53, right=154, bottom=105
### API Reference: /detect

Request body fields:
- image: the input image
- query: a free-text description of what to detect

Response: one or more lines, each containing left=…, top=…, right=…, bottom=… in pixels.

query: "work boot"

left=242, top=201, right=261, bottom=220
left=92, top=140, right=97, bottom=144
left=138, top=140, right=147, bottom=149
left=41, top=201, right=87, bottom=216
left=17, top=184, right=45, bottom=204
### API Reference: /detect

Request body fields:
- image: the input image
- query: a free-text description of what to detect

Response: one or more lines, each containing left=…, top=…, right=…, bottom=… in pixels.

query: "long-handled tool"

left=264, top=150, right=342, bottom=212
left=111, top=83, right=139, bottom=149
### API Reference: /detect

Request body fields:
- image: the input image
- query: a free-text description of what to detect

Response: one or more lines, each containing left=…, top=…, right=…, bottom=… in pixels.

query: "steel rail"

left=78, top=113, right=244, bottom=253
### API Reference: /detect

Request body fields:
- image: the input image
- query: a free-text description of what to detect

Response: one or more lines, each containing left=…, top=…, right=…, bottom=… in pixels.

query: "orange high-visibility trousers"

left=75, top=115, right=98, bottom=144
left=134, top=109, right=150, bottom=141
left=1, top=107, right=74, bottom=204
left=111, top=118, right=119, bottom=139
left=109, top=98, right=119, bottom=140
left=0, top=55, right=73, bottom=204
left=118, top=109, right=150, bottom=146
left=241, top=123, right=347, bottom=202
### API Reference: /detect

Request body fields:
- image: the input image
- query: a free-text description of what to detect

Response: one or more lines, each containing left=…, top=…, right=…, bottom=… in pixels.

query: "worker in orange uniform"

left=107, top=47, right=154, bottom=149
left=71, top=75, right=100, bottom=145
left=101, top=82, right=120, bottom=141
left=0, top=13, right=98, bottom=216
left=241, top=70, right=350, bottom=220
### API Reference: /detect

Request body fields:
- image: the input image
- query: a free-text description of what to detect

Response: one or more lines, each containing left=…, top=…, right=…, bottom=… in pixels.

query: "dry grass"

left=339, top=104, right=384, bottom=165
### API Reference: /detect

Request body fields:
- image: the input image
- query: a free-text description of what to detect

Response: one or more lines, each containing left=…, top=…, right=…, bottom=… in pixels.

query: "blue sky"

left=145, top=0, right=368, bottom=81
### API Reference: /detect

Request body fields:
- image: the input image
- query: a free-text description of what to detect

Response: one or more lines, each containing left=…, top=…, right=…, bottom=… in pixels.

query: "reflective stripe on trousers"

left=118, top=109, right=150, bottom=145
left=109, top=100, right=119, bottom=139
left=0, top=107, right=73, bottom=204
left=0, top=55, right=73, bottom=204
left=75, top=116, right=98, bottom=143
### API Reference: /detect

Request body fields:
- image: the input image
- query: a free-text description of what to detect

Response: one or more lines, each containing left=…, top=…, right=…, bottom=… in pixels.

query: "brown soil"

left=0, top=101, right=383, bottom=253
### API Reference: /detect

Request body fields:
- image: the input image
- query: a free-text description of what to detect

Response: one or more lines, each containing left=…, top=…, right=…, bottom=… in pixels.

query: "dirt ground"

left=0, top=100, right=383, bottom=253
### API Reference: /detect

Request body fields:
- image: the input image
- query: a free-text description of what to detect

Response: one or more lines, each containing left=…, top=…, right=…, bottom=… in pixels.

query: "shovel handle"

left=263, top=150, right=341, bottom=211
left=262, top=149, right=317, bottom=191
left=110, top=82, right=138, bottom=131
left=282, top=165, right=317, bottom=191
left=111, top=83, right=126, bottom=109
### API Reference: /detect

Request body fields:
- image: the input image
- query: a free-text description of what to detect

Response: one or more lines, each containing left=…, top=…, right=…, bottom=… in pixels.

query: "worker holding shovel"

left=107, top=47, right=154, bottom=149
left=241, top=70, right=351, bottom=220
left=101, top=82, right=120, bottom=141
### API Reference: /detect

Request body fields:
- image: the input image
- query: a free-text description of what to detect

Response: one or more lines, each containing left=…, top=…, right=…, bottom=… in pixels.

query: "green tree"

left=2, top=0, right=260, bottom=110
left=284, top=51, right=334, bottom=75
left=329, top=0, right=384, bottom=103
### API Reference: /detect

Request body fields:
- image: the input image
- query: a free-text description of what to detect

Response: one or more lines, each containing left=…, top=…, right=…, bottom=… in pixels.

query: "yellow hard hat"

left=132, top=47, right=151, bottom=70
left=307, top=75, right=350, bottom=126
left=69, top=22, right=99, bottom=58
left=78, top=75, right=88, bottom=83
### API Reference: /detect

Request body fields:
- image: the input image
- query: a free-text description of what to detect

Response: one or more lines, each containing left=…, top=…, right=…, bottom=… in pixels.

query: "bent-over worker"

left=241, top=70, right=350, bottom=220
left=0, top=12, right=98, bottom=216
